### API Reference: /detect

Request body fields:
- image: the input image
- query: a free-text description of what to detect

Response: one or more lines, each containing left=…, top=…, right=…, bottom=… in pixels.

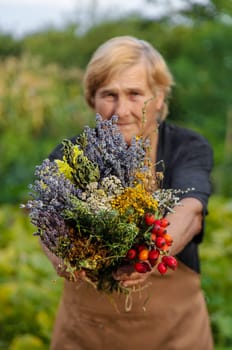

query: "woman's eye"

left=105, top=92, right=116, bottom=99
left=130, top=91, right=140, bottom=99
left=131, top=91, right=140, bottom=96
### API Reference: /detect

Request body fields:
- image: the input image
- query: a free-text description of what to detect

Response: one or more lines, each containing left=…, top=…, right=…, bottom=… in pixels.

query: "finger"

left=79, top=270, right=86, bottom=278
left=56, top=264, right=77, bottom=281
left=119, top=270, right=152, bottom=287
left=56, top=263, right=66, bottom=277
left=115, top=271, right=146, bottom=281
left=120, top=277, right=147, bottom=288
left=74, top=269, right=86, bottom=280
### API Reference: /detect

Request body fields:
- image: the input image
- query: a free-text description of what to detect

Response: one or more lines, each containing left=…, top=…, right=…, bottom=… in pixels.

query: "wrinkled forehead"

left=100, top=60, right=153, bottom=90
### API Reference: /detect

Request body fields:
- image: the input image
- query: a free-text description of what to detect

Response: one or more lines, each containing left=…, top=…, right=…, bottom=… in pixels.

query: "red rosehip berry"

left=157, top=262, right=167, bottom=274
left=137, top=244, right=148, bottom=253
left=134, top=262, right=151, bottom=273
left=159, top=218, right=169, bottom=228
left=155, top=236, right=166, bottom=248
left=144, top=213, right=156, bottom=226
left=148, top=248, right=160, bottom=261
left=161, top=255, right=169, bottom=264
left=151, top=224, right=160, bottom=234
left=158, top=227, right=167, bottom=236
left=162, top=244, right=170, bottom=252
left=151, top=225, right=166, bottom=236
left=151, top=233, right=156, bottom=242
left=154, top=219, right=161, bottom=226
left=164, top=256, right=178, bottom=270
left=126, top=248, right=137, bottom=260
left=163, top=233, right=173, bottom=246
left=149, top=259, right=158, bottom=267
left=144, top=262, right=152, bottom=272
left=148, top=249, right=160, bottom=266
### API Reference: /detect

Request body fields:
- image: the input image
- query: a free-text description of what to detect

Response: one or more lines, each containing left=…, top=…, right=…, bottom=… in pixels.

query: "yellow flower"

left=55, top=144, right=85, bottom=181
left=55, top=159, right=73, bottom=181
left=72, top=144, right=83, bottom=163
left=111, top=184, right=158, bottom=221
left=134, top=171, right=147, bottom=183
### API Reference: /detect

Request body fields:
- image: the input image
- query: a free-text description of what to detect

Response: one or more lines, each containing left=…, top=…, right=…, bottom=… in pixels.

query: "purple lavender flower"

left=78, top=115, right=149, bottom=186
left=21, top=159, right=83, bottom=252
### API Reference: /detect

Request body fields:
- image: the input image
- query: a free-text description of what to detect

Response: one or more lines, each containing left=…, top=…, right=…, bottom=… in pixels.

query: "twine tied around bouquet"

left=124, top=282, right=152, bottom=312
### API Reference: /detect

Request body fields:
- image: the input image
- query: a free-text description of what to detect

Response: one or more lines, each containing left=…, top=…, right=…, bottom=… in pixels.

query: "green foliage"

left=21, top=18, right=151, bottom=69
left=22, top=24, right=82, bottom=69
left=9, top=334, right=44, bottom=350
left=211, top=0, right=232, bottom=16
left=0, top=55, right=93, bottom=203
left=200, top=196, right=232, bottom=348
left=0, top=205, right=63, bottom=349
left=145, top=0, right=232, bottom=19
left=0, top=32, right=22, bottom=58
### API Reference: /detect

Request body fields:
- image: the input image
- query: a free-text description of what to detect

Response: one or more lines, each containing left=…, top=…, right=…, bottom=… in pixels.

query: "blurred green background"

left=0, top=0, right=232, bottom=349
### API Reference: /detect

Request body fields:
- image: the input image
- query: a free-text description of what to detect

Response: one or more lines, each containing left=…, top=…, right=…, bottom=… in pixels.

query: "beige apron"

left=51, top=261, right=214, bottom=350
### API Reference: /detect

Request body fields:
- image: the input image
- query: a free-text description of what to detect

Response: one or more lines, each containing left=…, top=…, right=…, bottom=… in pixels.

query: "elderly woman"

left=46, top=36, right=214, bottom=349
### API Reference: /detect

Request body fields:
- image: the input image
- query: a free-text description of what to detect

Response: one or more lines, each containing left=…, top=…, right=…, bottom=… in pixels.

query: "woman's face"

left=93, top=63, right=164, bottom=144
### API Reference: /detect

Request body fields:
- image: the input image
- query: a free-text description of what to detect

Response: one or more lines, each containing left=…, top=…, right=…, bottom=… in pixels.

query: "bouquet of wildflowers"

left=22, top=115, right=181, bottom=293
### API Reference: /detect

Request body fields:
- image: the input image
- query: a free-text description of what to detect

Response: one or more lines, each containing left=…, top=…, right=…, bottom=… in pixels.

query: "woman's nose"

left=115, top=97, right=130, bottom=117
